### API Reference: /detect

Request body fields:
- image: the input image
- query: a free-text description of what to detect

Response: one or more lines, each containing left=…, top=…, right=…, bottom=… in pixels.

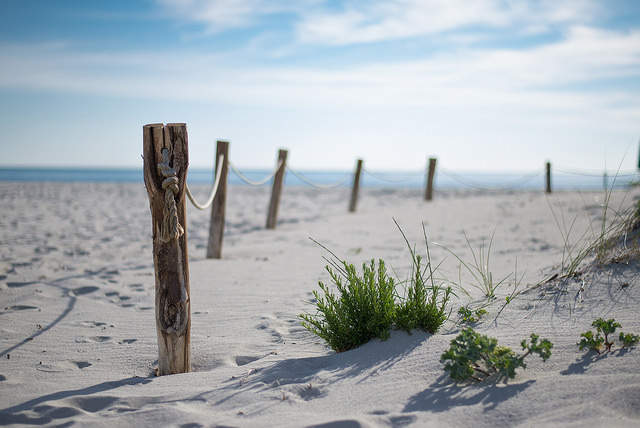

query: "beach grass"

left=300, top=222, right=453, bottom=352
left=547, top=168, right=640, bottom=277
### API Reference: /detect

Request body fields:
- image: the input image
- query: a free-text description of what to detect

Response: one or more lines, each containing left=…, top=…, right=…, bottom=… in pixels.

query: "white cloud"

left=154, top=0, right=318, bottom=34
left=152, top=0, right=601, bottom=45
left=1, top=23, right=638, bottom=115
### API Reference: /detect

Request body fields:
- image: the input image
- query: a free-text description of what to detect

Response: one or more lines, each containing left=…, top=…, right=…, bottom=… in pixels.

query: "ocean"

left=0, top=166, right=637, bottom=191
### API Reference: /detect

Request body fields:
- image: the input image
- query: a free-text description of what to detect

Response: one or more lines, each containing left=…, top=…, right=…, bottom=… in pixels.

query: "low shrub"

left=441, top=327, right=552, bottom=382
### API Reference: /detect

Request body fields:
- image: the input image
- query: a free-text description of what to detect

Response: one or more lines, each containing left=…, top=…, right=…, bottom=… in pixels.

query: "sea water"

left=0, top=167, right=637, bottom=191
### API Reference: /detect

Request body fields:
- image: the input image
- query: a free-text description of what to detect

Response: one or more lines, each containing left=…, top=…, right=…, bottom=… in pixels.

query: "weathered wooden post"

left=143, top=123, right=191, bottom=376
left=425, top=158, right=437, bottom=201
left=206, top=140, right=229, bottom=259
left=266, top=149, right=288, bottom=229
left=545, top=162, right=552, bottom=194
left=349, top=159, right=363, bottom=212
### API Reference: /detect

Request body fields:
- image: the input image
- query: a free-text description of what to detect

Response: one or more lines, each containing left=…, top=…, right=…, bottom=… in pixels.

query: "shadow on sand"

left=0, top=376, right=153, bottom=426
left=404, top=373, right=535, bottom=413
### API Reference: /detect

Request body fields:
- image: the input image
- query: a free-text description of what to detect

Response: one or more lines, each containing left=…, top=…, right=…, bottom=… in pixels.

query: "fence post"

left=206, top=140, right=229, bottom=259
left=266, top=149, right=288, bottom=229
left=425, top=158, right=437, bottom=201
left=349, top=159, right=363, bottom=212
left=142, top=123, right=191, bottom=376
left=545, top=162, right=552, bottom=194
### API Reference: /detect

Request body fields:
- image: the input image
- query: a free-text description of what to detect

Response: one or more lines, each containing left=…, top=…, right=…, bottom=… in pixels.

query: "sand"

left=1, top=181, right=640, bottom=427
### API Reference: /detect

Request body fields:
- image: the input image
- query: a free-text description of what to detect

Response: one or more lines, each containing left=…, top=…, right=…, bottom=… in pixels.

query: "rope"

left=362, top=168, right=424, bottom=183
left=157, top=148, right=184, bottom=242
left=286, top=165, right=352, bottom=188
left=185, top=153, right=225, bottom=210
left=228, top=159, right=285, bottom=186
left=554, top=165, right=639, bottom=178
left=438, top=167, right=544, bottom=191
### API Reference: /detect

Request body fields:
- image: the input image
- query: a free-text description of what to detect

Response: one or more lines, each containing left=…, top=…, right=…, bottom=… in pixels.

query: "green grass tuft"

left=300, top=221, right=453, bottom=352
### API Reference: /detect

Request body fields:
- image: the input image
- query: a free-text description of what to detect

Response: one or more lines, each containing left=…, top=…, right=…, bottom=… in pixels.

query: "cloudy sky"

left=1, top=0, right=639, bottom=172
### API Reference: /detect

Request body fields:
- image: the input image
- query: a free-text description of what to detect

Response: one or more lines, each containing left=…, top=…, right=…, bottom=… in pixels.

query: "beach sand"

left=1, top=181, right=640, bottom=427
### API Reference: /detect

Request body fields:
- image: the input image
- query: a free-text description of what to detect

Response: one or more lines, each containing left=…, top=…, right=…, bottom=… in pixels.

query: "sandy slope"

left=1, top=182, right=639, bottom=427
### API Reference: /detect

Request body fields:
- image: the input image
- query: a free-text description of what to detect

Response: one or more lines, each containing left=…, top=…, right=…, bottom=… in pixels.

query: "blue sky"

left=1, top=0, right=639, bottom=172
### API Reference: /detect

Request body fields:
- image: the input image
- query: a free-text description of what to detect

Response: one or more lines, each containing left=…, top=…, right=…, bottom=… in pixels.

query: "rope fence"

left=228, top=159, right=285, bottom=186
left=185, top=153, right=225, bottom=210
left=286, top=165, right=352, bottom=189
left=437, top=167, right=545, bottom=192
left=554, top=165, right=639, bottom=178
left=361, top=167, right=424, bottom=183
left=166, top=134, right=640, bottom=259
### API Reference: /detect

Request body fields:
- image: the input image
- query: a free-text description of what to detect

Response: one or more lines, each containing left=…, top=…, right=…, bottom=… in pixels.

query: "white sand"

left=1, top=181, right=640, bottom=427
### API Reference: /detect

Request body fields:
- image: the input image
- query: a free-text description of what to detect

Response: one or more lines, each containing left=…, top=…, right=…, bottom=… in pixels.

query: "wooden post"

left=143, top=123, right=191, bottom=376
left=349, top=159, right=363, bottom=212
left=266, top=149, right=288, bottom=229
left=206, top=140, right=229, bottom=259
left=425, top=158, right=437, bottom=201
left=545, top=162, right=552, bottom=194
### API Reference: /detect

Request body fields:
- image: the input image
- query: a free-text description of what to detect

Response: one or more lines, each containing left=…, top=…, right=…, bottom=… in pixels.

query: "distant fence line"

left=181, top=139, right=640, bottom=259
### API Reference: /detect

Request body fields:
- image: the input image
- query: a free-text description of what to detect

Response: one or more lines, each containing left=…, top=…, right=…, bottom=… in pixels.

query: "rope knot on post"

left=158, top=148, right=184, bottom=242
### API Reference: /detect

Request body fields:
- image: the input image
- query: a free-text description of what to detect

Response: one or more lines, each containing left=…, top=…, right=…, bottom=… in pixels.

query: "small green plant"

left=578, top=318, right=637, bottom=354
left=458, top=306, right=487, bottom=324
left=593, top=318, right=621, bottom=351
left=441, top=328, right=552, bottom=382
left=619, top=332, right=640, bottom=348
left=300, top=258, right=396, bottom=353
left=300, top=222, right=453, bottom=353
left=578, top=330, right=605, bottom=354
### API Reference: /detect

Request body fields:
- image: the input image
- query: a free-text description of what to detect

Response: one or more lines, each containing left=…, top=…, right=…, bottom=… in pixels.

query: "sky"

left=0, top=0, right=639, bottom=172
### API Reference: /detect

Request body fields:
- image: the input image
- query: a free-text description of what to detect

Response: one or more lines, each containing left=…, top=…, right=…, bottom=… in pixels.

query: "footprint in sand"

left=34, top=246, right=58, bottom=255
left=71, top=286, right=99, bottom=296
left=76, top=321, right=108, bottom=328
left=75, top=336, right=112, bottom=344
left=256, top=314, right=306, bottom=345
left=66, top=395, right=119, bottom=413
left=105, top=291, right=135, bottom=308
left=31, top=404, right=82, bottom=420
left=235, top=355, right=263, bottom=366
left=3, top=305, right=40, bottom=311
left=235, top=355, right=265, bottom=366
left=36, top=360, right=92, bottom=373
left=127, top=283, right=146, bottom=292
left=6, top=281, right=40, bottom=288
